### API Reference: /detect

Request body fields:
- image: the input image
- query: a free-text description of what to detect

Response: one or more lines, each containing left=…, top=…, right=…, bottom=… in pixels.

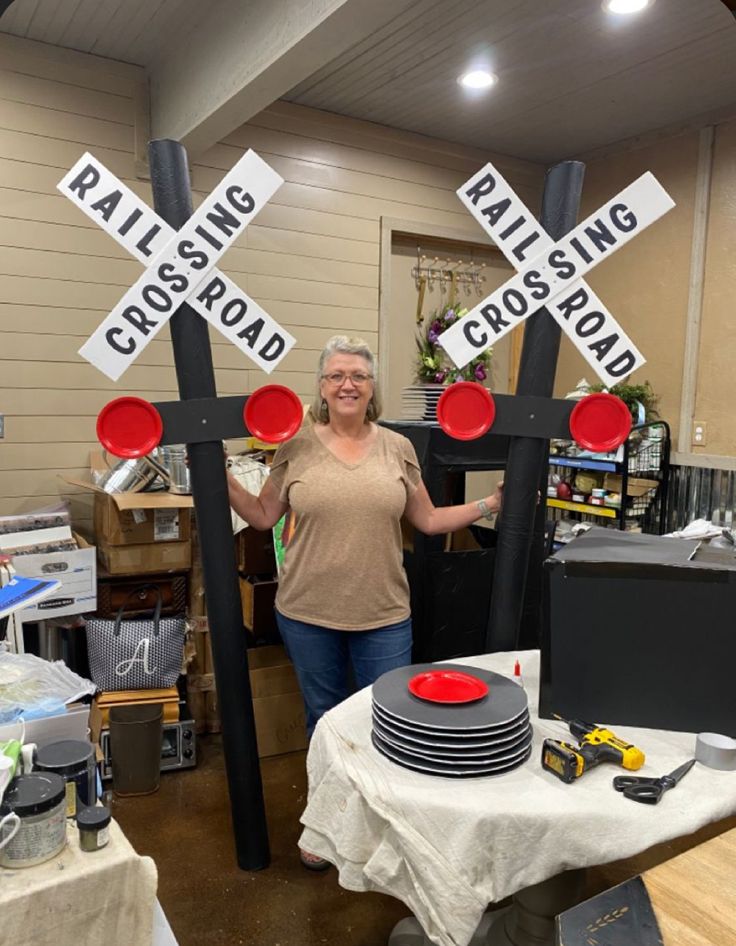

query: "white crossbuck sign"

left=440, top=164, right=676, bottom=387
left=58, top=151, right=296, bottom=381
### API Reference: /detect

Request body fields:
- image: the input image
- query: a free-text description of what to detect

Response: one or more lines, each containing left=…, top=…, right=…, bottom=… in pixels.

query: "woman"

left=228, top=336, right=502, bottom=865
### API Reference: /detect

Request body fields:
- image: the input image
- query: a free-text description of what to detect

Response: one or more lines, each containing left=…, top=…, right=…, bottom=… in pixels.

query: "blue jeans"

left=275, top=611, right=413, bottom=738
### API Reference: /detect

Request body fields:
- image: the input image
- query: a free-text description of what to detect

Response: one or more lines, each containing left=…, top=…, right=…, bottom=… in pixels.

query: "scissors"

left=613, top=759, right=696, bottom=805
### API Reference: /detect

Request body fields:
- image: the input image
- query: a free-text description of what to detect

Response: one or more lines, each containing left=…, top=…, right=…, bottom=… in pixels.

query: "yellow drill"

left=541, top=717, right=645, bottom=784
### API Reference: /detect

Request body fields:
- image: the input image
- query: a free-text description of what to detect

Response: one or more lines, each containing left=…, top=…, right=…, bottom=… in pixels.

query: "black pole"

left=148, top=139, right=270, bottom=870
left=485, top=161, right=586, bottom=652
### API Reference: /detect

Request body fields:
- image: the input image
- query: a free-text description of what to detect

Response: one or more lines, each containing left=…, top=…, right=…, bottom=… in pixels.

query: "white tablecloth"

left=299, top=651, right=736, bottom=946
left=0, top=818, right=158, bottom=946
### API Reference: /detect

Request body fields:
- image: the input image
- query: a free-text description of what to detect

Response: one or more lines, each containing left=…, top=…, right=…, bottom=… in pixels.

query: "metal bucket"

left=158, top=445, right=191, bottom=495
left=97, top=456, right=158, bottom=494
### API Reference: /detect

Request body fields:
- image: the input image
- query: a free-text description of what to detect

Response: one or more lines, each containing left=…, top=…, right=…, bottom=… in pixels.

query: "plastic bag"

left=0, top=648, right=96, bottom=723
left=227, top=455, right=271, bottom=536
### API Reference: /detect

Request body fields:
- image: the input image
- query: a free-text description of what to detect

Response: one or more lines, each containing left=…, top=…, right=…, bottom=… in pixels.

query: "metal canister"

left=34, top=740, right=97, bottom=817
left=159, top=445, right=191, bottom=494
left=97, top=457, right=158, bottom=494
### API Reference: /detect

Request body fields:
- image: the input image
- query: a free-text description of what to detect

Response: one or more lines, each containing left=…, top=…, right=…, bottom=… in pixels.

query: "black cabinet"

left=382, top=421, right=509, bottom=661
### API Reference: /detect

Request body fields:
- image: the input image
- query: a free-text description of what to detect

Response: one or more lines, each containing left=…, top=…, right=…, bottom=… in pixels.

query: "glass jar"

left=76, top=805, right=111, bottom=852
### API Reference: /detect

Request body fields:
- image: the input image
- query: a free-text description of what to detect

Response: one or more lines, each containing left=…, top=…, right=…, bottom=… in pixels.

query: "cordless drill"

left=541, top=717, right=645, bottom=783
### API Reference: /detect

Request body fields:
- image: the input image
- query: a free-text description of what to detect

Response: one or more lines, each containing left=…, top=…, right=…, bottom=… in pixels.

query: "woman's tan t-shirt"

left=267, top=423, right=422, bottom=630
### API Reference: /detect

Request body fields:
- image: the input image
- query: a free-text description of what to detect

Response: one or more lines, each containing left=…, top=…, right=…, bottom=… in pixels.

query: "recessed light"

left=603, top=0, right=652, bottom=14
left=458, top=70, right=497, bottom=90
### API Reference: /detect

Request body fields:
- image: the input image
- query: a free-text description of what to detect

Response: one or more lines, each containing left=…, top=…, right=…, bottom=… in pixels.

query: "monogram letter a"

left=115, top=638, right=157, bottom=677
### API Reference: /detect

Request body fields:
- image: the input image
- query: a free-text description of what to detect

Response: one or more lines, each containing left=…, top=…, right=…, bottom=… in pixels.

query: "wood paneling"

left=0, top=35, right=543, bottom=525
left=0, top=98, right=133, bottom=151
left=0, top=68, right=136, bottom=124
left=554, top=120, right=736, bottom=464
left=691, top=119, right=736, bottom=457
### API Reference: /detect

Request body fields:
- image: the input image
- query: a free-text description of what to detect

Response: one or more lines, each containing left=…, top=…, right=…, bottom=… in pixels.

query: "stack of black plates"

left=371, top=663, right=532, bottom=778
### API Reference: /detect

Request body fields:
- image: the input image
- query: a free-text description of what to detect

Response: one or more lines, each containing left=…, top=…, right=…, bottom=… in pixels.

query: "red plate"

left=569, top=393, right=632, bottom=452
left=436, top=382, right=496, bottom=441
left=244, top=385, right=303, bottom=443
left=96, top=397, right=163, bottom=458
left=408, top=670, right=489, bottom=704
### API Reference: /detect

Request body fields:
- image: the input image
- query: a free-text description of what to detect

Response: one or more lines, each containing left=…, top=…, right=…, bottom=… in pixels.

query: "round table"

left=298, top=650, right=736, bottom=946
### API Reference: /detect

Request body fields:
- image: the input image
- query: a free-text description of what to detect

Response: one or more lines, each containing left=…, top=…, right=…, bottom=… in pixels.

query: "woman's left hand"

left=483, top=481, right=503, bottom=514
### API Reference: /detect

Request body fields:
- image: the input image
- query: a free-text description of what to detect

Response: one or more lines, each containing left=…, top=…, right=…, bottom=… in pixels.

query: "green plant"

left=584, top=380, right=660, bottom=423
left=415, top=301, right=492, bottom=384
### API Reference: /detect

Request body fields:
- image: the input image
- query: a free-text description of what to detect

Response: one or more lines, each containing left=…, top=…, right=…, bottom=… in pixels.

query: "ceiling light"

left=458, top=70, right=497, bottom=90
left=603, top=0, right=652, bottom=14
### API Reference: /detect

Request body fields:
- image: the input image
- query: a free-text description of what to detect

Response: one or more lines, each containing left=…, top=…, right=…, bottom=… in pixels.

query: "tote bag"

left=86, top=586, right=185, bottom=691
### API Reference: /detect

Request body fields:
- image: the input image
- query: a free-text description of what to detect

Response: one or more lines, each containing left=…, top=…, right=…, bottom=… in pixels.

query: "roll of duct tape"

left=695, top=732, right=736, bottom=770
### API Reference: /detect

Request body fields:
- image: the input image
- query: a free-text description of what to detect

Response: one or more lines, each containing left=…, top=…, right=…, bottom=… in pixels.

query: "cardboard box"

left=239, top=575, right=278, bottom=634
left=62, top=454, right=193, bottom=548
left=447, top=526, right=483, bottom=552
left=12, top=534, right=97, bottom=620
left=97, top=539, right=191, bottom=576
left=94, top=492, right=191, bottom=546
left=185, top=642, right=306, bottom=754
left=603, top=473, right=659, bottom=497
left=248, top=645, right=306, bottom=757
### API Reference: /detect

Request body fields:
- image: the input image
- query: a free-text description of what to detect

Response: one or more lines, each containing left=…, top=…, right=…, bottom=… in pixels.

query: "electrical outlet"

left=692, top=420, right=707, bottom=446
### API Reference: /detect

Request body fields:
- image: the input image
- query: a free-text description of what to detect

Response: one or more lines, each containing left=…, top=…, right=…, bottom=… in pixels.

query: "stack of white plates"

left=371, top=663, right=532, bottom=778
left=399, top=384, right=446, bottom=421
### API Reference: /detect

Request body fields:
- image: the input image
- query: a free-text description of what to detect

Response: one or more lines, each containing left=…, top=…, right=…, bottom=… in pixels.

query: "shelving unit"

left=547, top=421, right=671, bottom=536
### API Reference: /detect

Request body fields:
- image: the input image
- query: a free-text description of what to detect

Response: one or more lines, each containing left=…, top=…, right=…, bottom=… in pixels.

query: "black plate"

left=372, top=715, right=533, bottom=761
left=371, top=732, right=533, bottom=779
left=372, top=699, right=529, bottom=739
left=372, top=663, right=528, bottom=731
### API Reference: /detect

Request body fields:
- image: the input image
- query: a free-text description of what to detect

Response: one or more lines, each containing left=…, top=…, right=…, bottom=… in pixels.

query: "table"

left=0, top=818, right=158, bottom=946
left=558, top=825, right=736, bottom=945
left=299, top=651, right=736, bottom=946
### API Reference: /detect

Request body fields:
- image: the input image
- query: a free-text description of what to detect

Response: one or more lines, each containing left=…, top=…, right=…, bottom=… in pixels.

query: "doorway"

left=378, top=220, right=519, bottom=504
left=382, top=230, right=517, bottom=419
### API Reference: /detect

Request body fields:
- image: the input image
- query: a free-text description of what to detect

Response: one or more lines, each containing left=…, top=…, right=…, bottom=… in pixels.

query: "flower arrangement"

left=583, top=380, right=660, bottom=423
left=415, top=302, right=492, bottom=384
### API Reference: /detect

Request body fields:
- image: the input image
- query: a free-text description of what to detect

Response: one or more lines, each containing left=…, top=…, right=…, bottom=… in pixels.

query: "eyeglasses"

left=321, top=372, right=374, bottom=386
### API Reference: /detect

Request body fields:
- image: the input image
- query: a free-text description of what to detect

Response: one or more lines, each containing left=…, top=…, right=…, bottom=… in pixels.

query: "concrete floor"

left=112, top=736, right=411, bottom=946
left=113, top=737, right=736, bottom=946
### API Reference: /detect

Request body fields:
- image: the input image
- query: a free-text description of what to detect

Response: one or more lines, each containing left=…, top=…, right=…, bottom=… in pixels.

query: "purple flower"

left=445, top=309, right=456, bottom=322
left=428, top=329, right=439, bottom=343
left=474, top=364, right=487, bottom=381
left=431, top=319, right=442, bottom=333
left=434, top=370, right=447, bottom=383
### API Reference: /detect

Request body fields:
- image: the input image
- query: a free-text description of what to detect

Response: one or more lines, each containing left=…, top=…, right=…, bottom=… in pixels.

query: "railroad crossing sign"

left=56, top=140, right=306, bottom=870
left=439, top=163, right=675, bottom=386
left=58, top=151, right=296, bottom=381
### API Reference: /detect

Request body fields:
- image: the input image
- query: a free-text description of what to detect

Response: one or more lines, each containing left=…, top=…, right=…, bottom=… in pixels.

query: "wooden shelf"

left=546, top=498, right=618, bottom=518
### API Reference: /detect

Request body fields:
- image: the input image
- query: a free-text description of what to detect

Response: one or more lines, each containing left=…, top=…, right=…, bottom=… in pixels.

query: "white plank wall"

left=0, top=34, right=543, bottom=532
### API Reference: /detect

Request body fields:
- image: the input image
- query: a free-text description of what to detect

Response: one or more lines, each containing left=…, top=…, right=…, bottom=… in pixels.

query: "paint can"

left=0, top=773, right=67, bottom=868
left=34, top=740, right=97, bottom=817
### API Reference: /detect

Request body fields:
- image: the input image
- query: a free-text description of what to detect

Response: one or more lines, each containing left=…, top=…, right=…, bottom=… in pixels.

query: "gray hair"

left=309, top=335, right=382, bottom=424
